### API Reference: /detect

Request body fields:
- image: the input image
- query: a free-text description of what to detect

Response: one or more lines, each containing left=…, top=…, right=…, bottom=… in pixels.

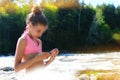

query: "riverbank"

left=1, top=52, right=120, bottom=80
left=1, top=44, right=120, bottom=56
left=74, top=44, right=120, bottom=53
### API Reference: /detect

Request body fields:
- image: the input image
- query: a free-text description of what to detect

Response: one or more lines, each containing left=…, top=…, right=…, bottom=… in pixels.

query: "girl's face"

left=28, top=23, right=47, bottom=39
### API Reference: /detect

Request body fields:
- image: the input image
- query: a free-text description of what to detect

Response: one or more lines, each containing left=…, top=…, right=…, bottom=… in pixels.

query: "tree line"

left=0, top=1, right=120, bottom=54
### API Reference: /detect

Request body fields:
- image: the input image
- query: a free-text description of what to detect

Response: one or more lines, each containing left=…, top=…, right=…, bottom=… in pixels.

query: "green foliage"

left=112, top=33, right=120, bottom=40
left=86, top=8, right=111, bottom=45
left=0, top=2, right=29, bottom=53
left=42, top=8, right=78, bottom=50
left=101, top=4, right=118, bottom=29
left=79, top=6, right=96, bottom=45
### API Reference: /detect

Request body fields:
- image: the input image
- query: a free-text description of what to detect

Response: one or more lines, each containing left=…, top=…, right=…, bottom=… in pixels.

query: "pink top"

left=22, top=31, right=42, bottom=54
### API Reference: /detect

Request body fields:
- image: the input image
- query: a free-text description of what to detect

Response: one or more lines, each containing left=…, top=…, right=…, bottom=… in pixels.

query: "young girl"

left=14, top=5, right=59, bottom=74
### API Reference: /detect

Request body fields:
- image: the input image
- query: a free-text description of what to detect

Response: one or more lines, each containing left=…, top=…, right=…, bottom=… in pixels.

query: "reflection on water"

left=1, top=52, right=120, bottom=80
left=56, top=52, right=120, bottom=71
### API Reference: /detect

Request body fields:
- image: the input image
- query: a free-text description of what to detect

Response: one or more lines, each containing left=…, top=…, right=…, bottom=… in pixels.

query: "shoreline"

left=0, top=44, right=120, bottom=56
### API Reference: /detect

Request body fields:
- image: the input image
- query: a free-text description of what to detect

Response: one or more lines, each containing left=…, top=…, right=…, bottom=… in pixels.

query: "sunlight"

left=43, top=4, right=58, bottom=12
left=32, top=0, right=42, bottom=5
left=0, top=7, right=6, bottom=15
left=13, top=0, right=29, bottom=7
left=13, top=0, right=42, bottom=7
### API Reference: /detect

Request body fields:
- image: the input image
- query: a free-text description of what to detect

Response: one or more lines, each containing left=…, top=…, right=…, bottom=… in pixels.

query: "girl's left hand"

left=44, top=48, right=59, bottom=66
left=50, top=48, right=59, bottom=57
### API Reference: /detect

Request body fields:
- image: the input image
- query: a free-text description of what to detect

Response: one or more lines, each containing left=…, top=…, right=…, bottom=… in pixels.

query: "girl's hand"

left=50, top=48, right=59, bottom=60
left=50, top=48, right=59, bottom=57
left=35, top=52, right=50, bottom=62
left=41, top=52, right=50, bottom=59
left=44, top=55, right=55, bottom=66
left=44, top=48, right=59, bottom=66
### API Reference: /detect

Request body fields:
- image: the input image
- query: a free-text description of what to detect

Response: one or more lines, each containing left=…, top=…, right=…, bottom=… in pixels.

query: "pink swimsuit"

left=22, top=31, right=42, bottom=54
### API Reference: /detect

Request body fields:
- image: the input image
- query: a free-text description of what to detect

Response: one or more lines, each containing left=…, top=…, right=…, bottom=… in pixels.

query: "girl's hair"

left=26, top=5, right=48, bottom=26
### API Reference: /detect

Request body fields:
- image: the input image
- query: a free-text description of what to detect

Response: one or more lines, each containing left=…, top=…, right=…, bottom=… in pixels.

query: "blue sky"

left=83, top=0, right=120, bottom=7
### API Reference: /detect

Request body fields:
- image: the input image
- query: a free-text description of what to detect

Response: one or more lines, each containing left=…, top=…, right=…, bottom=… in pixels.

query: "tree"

left=0, top=2, right=30, bottom=54
left=78, top=6, right=95, bottom=45
left=101, top=4, right=116, bottom=29
left=116, top=6, right=120, bottom=29
left=86, top=8, right=111, bottom=45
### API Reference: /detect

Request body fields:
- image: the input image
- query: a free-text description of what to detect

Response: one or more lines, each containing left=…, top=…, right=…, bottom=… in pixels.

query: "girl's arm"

left=14, top=37, right=50, bottom=72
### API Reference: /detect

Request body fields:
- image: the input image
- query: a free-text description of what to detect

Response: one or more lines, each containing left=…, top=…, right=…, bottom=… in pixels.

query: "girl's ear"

left=29, top=23, right=33, bottom=28
left=27, top=23, right=33, bottom=30
left=26, top=23, right=32, bottom=31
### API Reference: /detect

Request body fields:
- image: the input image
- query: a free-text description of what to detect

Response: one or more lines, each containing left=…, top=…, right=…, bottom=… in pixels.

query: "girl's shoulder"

left=19, top=32, right=28, bottom=42
left=17, top=36, right=27, bottom=45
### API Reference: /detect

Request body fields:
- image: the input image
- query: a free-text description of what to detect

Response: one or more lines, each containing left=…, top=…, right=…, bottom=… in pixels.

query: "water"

left=0, top=52, right=120, bottom=80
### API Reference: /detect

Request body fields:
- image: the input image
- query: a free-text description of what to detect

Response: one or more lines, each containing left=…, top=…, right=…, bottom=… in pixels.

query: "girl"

left=14, top=5, right=59, bottom=73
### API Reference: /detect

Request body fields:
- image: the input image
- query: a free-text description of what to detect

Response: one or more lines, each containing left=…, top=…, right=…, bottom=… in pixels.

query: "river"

left=0, top=52, right=120, bottom=80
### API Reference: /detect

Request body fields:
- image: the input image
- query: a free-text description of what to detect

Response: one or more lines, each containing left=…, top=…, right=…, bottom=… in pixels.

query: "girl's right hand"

left=35, top=52, right=50, bottom=62
left=41, top=52, right=50, bottom=59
